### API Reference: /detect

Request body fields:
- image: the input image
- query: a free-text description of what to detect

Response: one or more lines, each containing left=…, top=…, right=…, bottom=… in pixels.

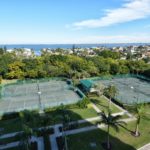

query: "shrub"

left=77, top=97, right=90, bottom=109
left=1, top=112, right=19, bottom=120
left=36, top=128, right=54, bottom=137
left=59, top=121, right=79, bottom=132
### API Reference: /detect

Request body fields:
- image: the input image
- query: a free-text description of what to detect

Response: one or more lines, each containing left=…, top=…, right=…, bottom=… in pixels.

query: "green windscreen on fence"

left=0, top=78, right=84, bottom=114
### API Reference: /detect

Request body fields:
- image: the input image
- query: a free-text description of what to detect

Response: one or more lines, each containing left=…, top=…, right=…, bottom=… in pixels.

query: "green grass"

left=67, top=118, right=150, bottom=150
left=68, top=107, right=98, bottom=120
left=67, top=105, right=150, bottom=150
left=0, top=106, right=98, bottom=134
left=0, top=118, right=22, bottom=134
left=120, top=114, right=130, bottom=119
left=90, top=95, right=121, bottom=114
left=0, top=134, right=20, bottom=144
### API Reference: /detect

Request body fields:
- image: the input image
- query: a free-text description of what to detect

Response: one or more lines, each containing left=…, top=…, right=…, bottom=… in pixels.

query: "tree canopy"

left=0, top=48, right=149, bottom=80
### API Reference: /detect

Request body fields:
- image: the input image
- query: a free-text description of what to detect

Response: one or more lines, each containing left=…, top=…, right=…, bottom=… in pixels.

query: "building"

left=80, top=79, right=96, bottom=92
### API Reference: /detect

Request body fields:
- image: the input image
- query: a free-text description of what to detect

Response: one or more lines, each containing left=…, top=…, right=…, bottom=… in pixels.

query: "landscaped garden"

left=90, top=95, right=121, bottom=114
left=67, top=105, right=150, bottom=150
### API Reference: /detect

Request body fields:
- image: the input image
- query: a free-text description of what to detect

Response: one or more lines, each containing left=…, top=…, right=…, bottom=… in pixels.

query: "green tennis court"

left=0, top=79, right=83, bottom=114
left=94, top=77, right=150, bottom=104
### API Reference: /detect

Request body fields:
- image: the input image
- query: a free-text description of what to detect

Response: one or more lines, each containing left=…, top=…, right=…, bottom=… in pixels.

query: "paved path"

left=138, top=143, right=150, bottom=150
left=65, top=117, right=136, bottom=136
left=102, top=95, right=124, bottom=111
left=0, top=131, right=21, bottom=139
left=0, top=141, right=19, bottom=149
left=0, top=136, right=44, bottom=150
left=50, top=134, right=59, bottom=150
left=50, top=125, right=61, bottom=150
left=37, top=137, right=44, bottom=150
left=65, top=124, right=105, bottom=136
left=91, top=102, right=101, bottom=113
left=102, top=95, right=134, bottom=118
left=49, top=115, right=136, bottom=150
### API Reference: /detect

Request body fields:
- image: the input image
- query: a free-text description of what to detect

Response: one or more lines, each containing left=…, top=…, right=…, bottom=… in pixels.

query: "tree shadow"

left=0, top=105, right=144, bottom=150
left=50, top=107, right=137, bottom=150
left=91, top=98, right=108, bottom=109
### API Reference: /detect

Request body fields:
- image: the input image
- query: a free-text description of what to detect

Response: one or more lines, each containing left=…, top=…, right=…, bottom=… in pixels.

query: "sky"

left=0, top=0, right=150, bottom=44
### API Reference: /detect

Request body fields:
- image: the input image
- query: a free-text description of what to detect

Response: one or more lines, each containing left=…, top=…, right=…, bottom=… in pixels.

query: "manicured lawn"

left=67, top=104, right=150, bottom=150
left=69, top=106, right=98, bottom=120
left=67, top=118, right=150, bottom=150
left=0, top=118, right=22, bottom=134
left=0, top=134, right=20, bottom=145
left=90, top=95, right=121, bottom=113
left=0, top=106, right=98, bottom=134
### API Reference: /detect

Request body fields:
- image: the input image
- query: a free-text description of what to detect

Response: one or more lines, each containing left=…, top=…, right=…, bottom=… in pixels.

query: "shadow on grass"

left=67, top=125, right=137, bottom=150
left=53, top=107, right=137, bottom=150
left=0, top=105, right=143, bottom=150
left=119, top=124, right=133, bottom=133
left=91, top=98, right=108, bottom=109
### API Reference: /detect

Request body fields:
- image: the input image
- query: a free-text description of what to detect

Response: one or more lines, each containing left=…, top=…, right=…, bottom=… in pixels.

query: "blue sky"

left=0, top=0, right=150, bottom=44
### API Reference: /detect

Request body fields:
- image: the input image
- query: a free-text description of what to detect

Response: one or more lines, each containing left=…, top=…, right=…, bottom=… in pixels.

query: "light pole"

left=37, top=81, right=42, bottom=112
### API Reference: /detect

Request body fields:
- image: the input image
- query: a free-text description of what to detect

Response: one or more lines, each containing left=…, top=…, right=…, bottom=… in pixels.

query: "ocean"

left=0, top=43, right=149, bottom=55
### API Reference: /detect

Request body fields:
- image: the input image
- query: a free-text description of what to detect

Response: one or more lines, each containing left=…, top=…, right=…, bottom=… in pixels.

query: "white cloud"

left=60, top=35, right=150, bottom=44
left=1, top=33, right=150, bottom=44
left=71, top=0, right=150, bottom=29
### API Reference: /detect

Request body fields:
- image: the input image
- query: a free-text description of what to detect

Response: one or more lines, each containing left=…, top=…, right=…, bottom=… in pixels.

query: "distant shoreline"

left=0, top=43, right=150, bottom=55
left=0, top=42, right=150, bottom=45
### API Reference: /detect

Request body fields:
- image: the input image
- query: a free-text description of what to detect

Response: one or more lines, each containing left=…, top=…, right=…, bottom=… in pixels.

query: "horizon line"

left=0, top=42, right=150, bottom=45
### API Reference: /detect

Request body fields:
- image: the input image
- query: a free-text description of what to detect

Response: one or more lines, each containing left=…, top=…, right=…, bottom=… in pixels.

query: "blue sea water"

left=0, top=43, right=149, bottom=55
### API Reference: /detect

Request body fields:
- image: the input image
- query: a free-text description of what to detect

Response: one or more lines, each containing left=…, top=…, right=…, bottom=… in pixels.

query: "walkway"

left=49, top=105, right=135, bottom=150
left=0, top=136, right=44, bottom=150
left=138, top=143, right=150, bottom=150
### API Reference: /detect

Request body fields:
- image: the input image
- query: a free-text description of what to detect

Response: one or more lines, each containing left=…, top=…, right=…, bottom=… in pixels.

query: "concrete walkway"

left=0, top=131, right=22, bottom=139
left=91, top=102, right=101, bottom=113
left=0, top=141, right=19, bottom=149
left=138, top=143, right=150, bottom=150
left=50, top=134, right=59, bottom=150
left=65, top=124, right=105, bottom=136
left=49, top=114, right=135, bottom=150
left=0, top=136, right=44, bottom=150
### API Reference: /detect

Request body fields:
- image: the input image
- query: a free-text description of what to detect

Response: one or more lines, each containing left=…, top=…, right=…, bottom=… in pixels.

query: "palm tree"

left=95, top=83, right=105, bottom=96
left=132, top=104, right=145, bottom=137
left=19, top=110, right=37, bottom=150
left=98, top=111, right=126, bottom=150
left=41, top=115, right=53, bottom=129
left=104, top=85, right=118, bottom=109
left=62, top=113, right=70, bottom=150
left=39, top=114, right=55, bottom=136
left=57, top=104, right=70, bottom=150
left=19, top=124, right=33, bottom=150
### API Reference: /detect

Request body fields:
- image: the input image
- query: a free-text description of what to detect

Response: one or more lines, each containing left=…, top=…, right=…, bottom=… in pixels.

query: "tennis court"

left=93, top=77, right=150, bottom=104
left=0, top=79, right=82, bottom=114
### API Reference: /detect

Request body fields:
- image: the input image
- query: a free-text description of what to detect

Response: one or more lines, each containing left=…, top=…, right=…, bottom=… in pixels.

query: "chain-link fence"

left=92, top=75, right=150, bottom=104
left=0, top=78, right=83, bottom=114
